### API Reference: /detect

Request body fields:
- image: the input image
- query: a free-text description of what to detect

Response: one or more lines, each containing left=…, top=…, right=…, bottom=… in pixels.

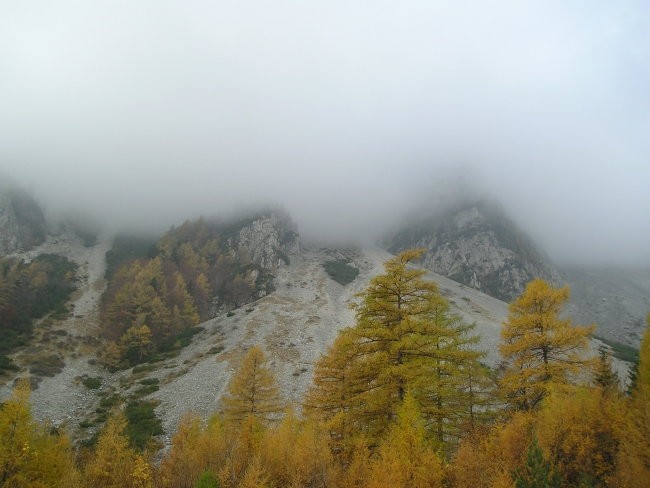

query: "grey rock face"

left=387, top=201, right=562, bottom=302
left=230, top=212, right=300, bottom=271
left=0, top=189, right=47, bottom=256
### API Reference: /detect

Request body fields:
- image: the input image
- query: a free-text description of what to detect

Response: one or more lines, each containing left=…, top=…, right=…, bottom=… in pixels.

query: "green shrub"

left=94, top=411, right=108, bottom=423
left=133, top=384, right=159, bottom=398
left=195, top=471, right=219, bottom=488
left=132, top=363, right=157, bottom=374
left=594, top=335, right=639, bottom=363
left=82, top=376, right=102, bottom=389
left=0, top=355, right=19, bottom=373
left=124, top=400, right=163, bottom=451
left=99, top=393, right=122, bottom=409
left=158, top=327, right=204, bottom=354
left=80, top=433, right=100, bottom=448
left=323, top=259, right=359, bottom=285
left=145, top=351, right=180, bottom=364
left=140, top=377, right=159, bottom=385
left=29, top=354, right=65, bottom=377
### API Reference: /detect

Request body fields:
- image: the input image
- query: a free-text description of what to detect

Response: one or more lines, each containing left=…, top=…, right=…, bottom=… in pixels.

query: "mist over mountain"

left=383, top=198, right=650, bottom=345
left=0, top=176, right=644, bottom=462
left=2, top=1, right=649, bottom=266
left=2, top=178, right=647, bottom=349
left=2, top=2, right=650, bottom=483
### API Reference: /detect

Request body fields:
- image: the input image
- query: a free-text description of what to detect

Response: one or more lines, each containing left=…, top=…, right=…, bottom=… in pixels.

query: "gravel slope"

left=0, top=231, right=114, bottom=429
left=148, top=245, right=516, bottom=443
left=563, top=266, right=650, bottom=346
left=2, top=240, right=630, bottom=445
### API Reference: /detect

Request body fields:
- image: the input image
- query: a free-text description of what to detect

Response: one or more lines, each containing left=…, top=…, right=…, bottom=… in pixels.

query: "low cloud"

left=1, top=1, right=648, bottom=265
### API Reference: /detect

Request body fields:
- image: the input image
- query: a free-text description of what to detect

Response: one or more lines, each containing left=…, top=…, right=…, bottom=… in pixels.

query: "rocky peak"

left=386, top=200, right=562, bottom=302
left=227, top=210, right=301, bottom=271
left=0, top=186, right=47, bottom=256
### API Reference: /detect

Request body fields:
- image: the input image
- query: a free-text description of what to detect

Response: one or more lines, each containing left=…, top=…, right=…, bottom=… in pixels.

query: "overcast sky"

left=1, top=1, right=649, bottom=265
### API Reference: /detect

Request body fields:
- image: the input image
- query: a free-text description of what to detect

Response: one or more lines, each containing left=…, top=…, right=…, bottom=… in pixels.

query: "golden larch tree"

left=634, top=312, right=650, bottom=400
left=614, top=313, right=650, bottom=486
left=259, top=409, right=334, bottom=488
left=308, top=249, right=486, bottom=454
left=534, top=385, right=623, bottom=487
left=120, top=324, right=153, bottom=363
left=304, top=330, right=365, bottom=455
left=221, top=346, right=283, bottom=426
left=499, top=279, right=594, bottom=410
left=0, top=379, right=76, bottom=487
left=83, top=414, right=139, bottom=488
left=367, top=392, right=445, bottom=488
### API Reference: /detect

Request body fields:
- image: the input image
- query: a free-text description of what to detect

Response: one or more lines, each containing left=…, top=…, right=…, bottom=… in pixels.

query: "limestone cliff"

left=0, top=187, right=47, bottom=256
left=213, top=210, right=301, bottom=305
left=386, top=201, right=562, bottom=302
left=226, top=211, right=300, bottom=271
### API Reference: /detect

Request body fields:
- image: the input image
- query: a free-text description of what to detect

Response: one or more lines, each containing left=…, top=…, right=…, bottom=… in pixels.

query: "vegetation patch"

left=158, top=326, right=204, bottom=353
left=130, top=326, right=205, bottom=367
left=323, top=259, right=359, bottom=285
left=99, top=393, right=123, bottom=409
left=124, top=400, right=163, bottom=451
left=132, top=384, right=159, bottom=398
left=29, top=354, right=65, bottom=377
left=0, top=254, right=77, bottom=360
left=195, top=471, right=219, bottom=488
left=139, top=377, right=159, bottom=386
left=0, top=355, right=19, bottom=374
left=104, top=234, right=158, bottom=280
left=100, top=218, right=275, bottom=368
left=81, top=376, right=102, bottom=389
left=131, top=363, right=158, bottom=374
left=80, top=432, right=100, bottom=449
left=594, top=335, right=639, bottom=363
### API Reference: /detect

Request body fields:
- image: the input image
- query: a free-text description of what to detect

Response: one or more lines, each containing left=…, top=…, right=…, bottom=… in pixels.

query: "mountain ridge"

left=0, top=190, right=642, bottom=447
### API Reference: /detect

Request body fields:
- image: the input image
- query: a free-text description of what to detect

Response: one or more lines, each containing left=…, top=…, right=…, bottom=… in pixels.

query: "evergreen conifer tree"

left=513, top=437, right=561, bottom=488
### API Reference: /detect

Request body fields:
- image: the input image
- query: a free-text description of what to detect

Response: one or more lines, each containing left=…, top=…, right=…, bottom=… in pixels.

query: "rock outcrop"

left=386, top=201, right=562, bottom=302
left=0, top=187, right=47, bottom=256
left=226, top=211, right=301, bottom=271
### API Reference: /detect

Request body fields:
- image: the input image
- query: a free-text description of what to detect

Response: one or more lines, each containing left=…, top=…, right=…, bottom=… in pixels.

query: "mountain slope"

left=1, top=236, right=630, bottom=447
left=563, top=267, right=650, bottom=347
left=0, top=204, right=636, bottom=449
left=147, top=244, right=513, bottom=442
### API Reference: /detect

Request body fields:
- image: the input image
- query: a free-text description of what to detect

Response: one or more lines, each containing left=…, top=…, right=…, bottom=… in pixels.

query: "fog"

left=1, top=1, right=649, bottom=265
